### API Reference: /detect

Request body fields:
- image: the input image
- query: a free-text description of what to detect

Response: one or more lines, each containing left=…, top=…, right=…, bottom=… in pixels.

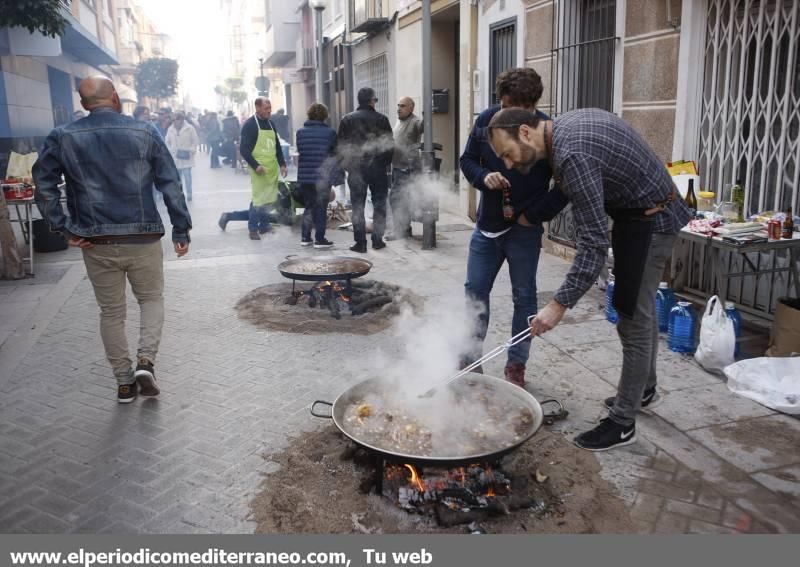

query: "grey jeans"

left=82, top=241, right=165, bottom=384
left=609, top=232, right=676, bottom=426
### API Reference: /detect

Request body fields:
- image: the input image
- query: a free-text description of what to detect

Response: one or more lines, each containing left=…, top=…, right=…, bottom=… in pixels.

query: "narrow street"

left=1, top=159, right=798, bottom=534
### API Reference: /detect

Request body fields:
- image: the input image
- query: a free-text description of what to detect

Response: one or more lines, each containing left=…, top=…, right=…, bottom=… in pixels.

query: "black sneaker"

left=118, top=382, right=137, bottom=404
left=603, top=386, right=660, bottom=411
left=574, top=418, right=636, bottom=451
left=350, top=242, right=367, bottom=253
left=314, top=238, right=334, bottom=249
left=134, top=358, right=160, bottom=397
left=249, top=231, right=261, bottom=240
left=300, top=238, right=312, bottom=247
left=218, top=213, right=230, bottom=231
left=372, top=240, right=386, bottom=250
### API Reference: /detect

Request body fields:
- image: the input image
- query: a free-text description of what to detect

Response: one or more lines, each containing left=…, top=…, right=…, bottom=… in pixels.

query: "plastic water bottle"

left=724, top=301, right=742, bottom=357
left=605, top=274, right=618, bottom=324
left=656, top=282, right=676, bottom=333
left=668, top=302, right=696, bottom=353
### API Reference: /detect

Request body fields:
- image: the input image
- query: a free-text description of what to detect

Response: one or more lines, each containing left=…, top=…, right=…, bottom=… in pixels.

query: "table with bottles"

left=674, top=228, right=800, bottom=322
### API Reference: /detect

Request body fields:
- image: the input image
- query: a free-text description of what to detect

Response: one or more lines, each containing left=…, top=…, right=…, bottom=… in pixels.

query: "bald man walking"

left=33, top=77, right=192, bottom=404
left=389, top=96, right=423, bottom=240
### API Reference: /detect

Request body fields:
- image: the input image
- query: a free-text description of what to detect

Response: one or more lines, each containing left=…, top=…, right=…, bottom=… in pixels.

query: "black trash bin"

left=33, top=219, right=68, bottom=252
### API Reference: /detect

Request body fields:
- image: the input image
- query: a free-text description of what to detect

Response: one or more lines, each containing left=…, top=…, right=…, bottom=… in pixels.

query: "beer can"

left=768, top=220, right=782, bottom=240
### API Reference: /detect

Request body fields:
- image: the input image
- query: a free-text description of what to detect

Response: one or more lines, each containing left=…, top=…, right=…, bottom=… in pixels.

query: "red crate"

left=2, top=183, right=34, bottom=200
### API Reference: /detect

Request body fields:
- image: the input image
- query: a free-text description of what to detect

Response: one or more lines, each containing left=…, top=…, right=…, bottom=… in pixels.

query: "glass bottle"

left=502, top=187, right=514, bottom=220
left=684, top=178, right=698, bottom=216
left=731, top=179, right=745, bottom=222
left=783, top=206, right=794, bottom=239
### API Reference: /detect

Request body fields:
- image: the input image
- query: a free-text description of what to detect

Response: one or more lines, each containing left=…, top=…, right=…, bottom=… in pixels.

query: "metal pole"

left=422, top=0, right=433, bottom=167
left=315, top=7, right=325, bottom=103
left=421, top=0, right=436, bottom=249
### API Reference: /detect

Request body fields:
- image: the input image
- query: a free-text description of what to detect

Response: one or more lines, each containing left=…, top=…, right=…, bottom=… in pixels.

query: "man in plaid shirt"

left=487, top=107, right=692, bottom=451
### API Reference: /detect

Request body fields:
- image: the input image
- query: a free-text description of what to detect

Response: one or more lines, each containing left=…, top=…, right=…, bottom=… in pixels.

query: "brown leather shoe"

left=504, top=361, right=525, bottom=387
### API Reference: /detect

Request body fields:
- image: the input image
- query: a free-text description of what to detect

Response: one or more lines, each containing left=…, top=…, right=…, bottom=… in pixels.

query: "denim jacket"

left=32, top=107, right=192, bottom=243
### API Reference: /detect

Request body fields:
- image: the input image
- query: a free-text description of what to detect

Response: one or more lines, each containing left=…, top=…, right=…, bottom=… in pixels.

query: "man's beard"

left=513, top=145, right=540, bottom=173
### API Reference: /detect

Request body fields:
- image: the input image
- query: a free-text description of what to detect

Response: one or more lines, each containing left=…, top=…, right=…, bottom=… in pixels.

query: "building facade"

left=479, top=0, right=800, bottom=248
left=114, top=0, right=172, bottom=114
left=0, top=0, right=119, bottom=174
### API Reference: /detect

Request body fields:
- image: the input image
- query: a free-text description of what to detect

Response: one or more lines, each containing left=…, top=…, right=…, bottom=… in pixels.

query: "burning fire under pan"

left=278, top=255, right=396, bottom=319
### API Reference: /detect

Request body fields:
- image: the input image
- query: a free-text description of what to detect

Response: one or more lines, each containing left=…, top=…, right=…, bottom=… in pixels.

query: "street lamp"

left=310, top=0, right=327, bottom=104
left=256, top=55, right=269, bottom=96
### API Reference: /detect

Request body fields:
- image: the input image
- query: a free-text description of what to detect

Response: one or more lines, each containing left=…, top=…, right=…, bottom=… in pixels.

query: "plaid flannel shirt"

left=551, top=109, right=693, bottom=308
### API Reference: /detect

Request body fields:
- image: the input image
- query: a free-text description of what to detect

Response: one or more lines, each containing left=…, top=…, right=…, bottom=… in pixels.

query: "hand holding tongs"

left=418, top=315, right=534, bottom=399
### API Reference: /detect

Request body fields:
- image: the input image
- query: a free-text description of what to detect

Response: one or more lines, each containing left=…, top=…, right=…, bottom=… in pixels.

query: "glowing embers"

left=381, top=462, right=533, bottom=526
left=285, top=279, right=401, bottom=319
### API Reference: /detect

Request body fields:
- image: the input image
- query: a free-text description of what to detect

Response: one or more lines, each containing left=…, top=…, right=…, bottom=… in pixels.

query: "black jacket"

left=336, top=106, right=394, bottom=171
left=239, top=115, right=287, bottom=172
left=222, top=116, right=240, bottom=141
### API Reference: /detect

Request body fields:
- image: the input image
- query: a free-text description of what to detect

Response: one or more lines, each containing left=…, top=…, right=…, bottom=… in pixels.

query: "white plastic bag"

left=694, top=296, right=736, bottom=374
left=5, top=151, right=37, bottom=179
left=724, top=357, right=800, bottom=415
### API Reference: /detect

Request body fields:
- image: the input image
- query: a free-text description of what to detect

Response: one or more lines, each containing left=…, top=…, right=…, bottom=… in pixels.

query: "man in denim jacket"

left=33, top=77, right=192, bottom=404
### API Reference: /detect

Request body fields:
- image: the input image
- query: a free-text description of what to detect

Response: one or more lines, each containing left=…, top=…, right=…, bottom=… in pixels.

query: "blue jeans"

left=463, top=224, right=543, bottom=366
left=226, top=202, right=273, bottom=232
left=178, top=167, right=192, bottom=200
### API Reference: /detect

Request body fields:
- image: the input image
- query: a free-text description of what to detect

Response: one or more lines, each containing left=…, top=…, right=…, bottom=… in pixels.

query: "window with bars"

left=489, top=19, right=517, bottom=105
left=550, top=0, right=618, bottom=116
left=547, top=0, right=619, bottom=248
left=354, top=54, right=389, bottom=116
left=698, top=0, right=800, bottom=215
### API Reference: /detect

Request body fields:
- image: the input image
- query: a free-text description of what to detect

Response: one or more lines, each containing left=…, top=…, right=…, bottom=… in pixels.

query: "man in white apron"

left=218, top=97, right=287, bottom=239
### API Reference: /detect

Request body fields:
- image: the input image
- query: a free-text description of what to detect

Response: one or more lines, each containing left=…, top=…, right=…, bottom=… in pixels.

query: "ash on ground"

left=235, top=280, right=423, bottom=335
left=250, top=425, right=636, bottom=534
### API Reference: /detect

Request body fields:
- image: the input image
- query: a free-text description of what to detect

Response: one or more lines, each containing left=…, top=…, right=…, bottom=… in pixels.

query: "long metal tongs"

left=418, top=315, right=534, bottom=398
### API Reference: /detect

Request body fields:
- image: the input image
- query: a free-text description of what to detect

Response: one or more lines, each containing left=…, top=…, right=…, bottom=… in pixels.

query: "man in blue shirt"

left=459, top=68, right=568, bottom=387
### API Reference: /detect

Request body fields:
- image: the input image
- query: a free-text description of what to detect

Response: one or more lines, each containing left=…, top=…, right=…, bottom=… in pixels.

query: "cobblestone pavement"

left=1, top=160, right=798, bottom=533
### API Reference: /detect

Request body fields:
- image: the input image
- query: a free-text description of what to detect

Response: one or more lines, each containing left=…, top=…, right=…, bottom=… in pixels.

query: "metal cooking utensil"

left=277, top=254, right=373, bottom=282
left=418, top=315, right=535, bottom=399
